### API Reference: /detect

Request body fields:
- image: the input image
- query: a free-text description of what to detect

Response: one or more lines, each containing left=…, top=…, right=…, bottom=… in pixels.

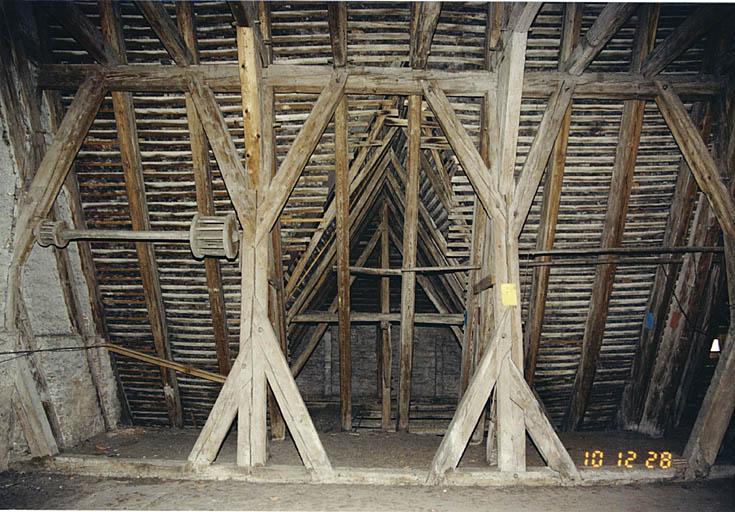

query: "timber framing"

left=9, top=1, right=735, bottom=487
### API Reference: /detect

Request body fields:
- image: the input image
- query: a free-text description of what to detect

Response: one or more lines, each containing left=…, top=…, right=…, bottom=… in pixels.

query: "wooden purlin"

left=563, top=5, right=659, bottom=432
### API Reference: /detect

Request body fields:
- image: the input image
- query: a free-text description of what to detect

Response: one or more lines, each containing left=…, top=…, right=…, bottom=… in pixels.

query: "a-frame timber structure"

left=4, top=1, right=735, bottom=485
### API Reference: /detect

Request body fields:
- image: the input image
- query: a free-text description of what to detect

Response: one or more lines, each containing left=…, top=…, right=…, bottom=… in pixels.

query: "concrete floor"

left=1, top=471, right=733, bottom=511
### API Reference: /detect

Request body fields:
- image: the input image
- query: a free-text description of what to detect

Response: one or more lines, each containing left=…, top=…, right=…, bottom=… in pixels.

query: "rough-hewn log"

left=563, top=6, right=658, bottom=432
left=176, top=1, right=231, bottom=377
left=101, top=0, right=183, bottom=428
left=228, top=1, right=268, bottom=66
left=379, top=201, right=392, bottom=431
left=38, top=63, right=724, bottom=99
left=409, top=2, right=442, bottom=69
left=398, top=94, right=421, bottom=432
left=255, top=70, right=347, bottom=243
left=523, top=4, right=581, bottom=384
left=335, top=94, right=352, bottom=430
left=50, top=1, right=119, bottom=65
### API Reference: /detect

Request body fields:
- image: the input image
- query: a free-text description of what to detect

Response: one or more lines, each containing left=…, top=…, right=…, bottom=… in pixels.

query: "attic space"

left=1, top=1, right=735, bottom=509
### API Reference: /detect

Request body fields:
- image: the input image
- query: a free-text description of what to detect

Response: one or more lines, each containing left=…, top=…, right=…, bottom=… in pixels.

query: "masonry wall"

left=0, top=2, right=120, bottom=470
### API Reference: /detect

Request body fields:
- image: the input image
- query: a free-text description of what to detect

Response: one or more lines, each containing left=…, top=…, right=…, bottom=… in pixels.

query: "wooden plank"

left=327, top=1, right=347, bottom=67
left=379, top=202, right=392, bottom=431
left=38, top=63, right=724, bottom=99
left=409, top=2, right=442, bottom=69
left=427, top=310, right=511, bottom=484
left=5, top=73, right=105, bottom=329
left=398, top=94, right=421, bottom=432
left=50, top=1, right=119, bottom=65
left=563, top=3, right=637, bottom=75
left=523, top=4, right=581, bottom=383
left=563, top=7, right=659, bottom=432
left=176, top=1, right=231, bottom=376
left=135, top=0, right=194, bottom=65
left=505, top=360, right=579, bottom=480
left=100, top=0, right=183, bottom=428
left=335, top=95, right=352, bottom=430
left=422, top=82, right=504, bottom=221
left=640, top=6, right=724, bottom=77
left=655, top=81, right=735, bottom=240
left=255, top=70, right=347, bottom=243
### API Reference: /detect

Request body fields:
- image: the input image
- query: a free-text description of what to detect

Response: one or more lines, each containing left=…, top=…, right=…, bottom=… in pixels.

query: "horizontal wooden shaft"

left=103, top=344, right=226, bottom=384
left=57, top=228, right=190, bottom=243
left=346, top=265, right=479, bottom=276
left=38, top=64, right=723, bottom=99
left=523, top=245, right=724, bottom=257
left=292, top=312, right=465, bottom=325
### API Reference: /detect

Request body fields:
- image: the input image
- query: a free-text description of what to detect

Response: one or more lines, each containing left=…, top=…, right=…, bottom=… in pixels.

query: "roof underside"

left=43, top=1, right=716, bottom=430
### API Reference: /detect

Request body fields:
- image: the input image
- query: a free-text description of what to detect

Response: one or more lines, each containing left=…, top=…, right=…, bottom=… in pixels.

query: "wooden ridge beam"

left=563, top=6, right=659, bottom=432
left=640, top=6, right=725, bottom=77
left=39, top=64, right=724, bottom=99
left=523, top=3, right=581, bottom=384
left=256, top=70, right=347, bottom=244
left=176, top=1, right=231, bottom=377
left=136, top=0, right=194, bottom=66
left=409, top=2, right=442, bottom=69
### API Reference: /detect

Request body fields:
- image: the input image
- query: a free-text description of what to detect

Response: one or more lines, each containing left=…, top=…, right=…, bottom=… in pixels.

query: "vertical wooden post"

left=236, top=25, right=267, bottom=467
left=379, top=201, right=392, bottom=430
left=398, top=94, right=421, bottom=432
left=100, top=0, right=183, bottom=428
left=335, top=94, right=352, bottom=430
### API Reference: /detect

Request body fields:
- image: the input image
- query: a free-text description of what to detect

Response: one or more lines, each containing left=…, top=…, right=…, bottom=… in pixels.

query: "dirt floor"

left=0, top=470, right=733, bottom=511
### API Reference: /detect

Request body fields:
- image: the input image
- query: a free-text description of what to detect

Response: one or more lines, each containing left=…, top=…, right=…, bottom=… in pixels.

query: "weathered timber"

left=379, top=201, right=392, bottom=431
left=176, top=1, right=231, bottom=376
left=409, top=2, right=442, bottom=69
left=135, top=0, right=194, bottom=65
left=38, top=64, right=724, bottom=99
left=327, top=1, right=347, bottom=67
left=228, top=1, right=268, bottom=66
left=50, top=1, right=120, bottom=65
left=398, top=93, right=421, bottom=432
left=563, top=5, right=659, bottom=432
left=292, top=312, right=465, bottom=325
left=101, top=0, right=183, bottom=428
left=523, top=3, right=581, bottom=384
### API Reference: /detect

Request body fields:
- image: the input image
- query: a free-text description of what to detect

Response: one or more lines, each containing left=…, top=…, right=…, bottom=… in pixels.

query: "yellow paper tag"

left=500, top=283, right=518, bottom=306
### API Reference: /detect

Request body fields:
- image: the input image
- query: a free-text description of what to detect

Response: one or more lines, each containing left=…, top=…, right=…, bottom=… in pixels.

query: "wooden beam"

left=640, top=6, right=725, bottom=77
left=228, top=1, right=268, bottom=66
left=39, top=63, right=724, bottom=100
left=563, top=6, right=659, bottom=432
left=422, top=82, right=504, bottom=221
left=13, top=357, right=58, bottom=458
left=523, top=3, right=581, bottom=384
left=327, top=1, right=347, bottom=67
left=506, top=2, right=541, bottom=32
left=505, top=359, right=579, bottom=480
left=493, top=26, right=528, bottom=473
left=50, top=1, right=120, bottom=65
left=620, top=102, right=711, bottom=429
left=176, top=1, right=231, bottom=377
left=563, top=3, right=637, bottom=75
left=398, top=94, right=421, bottom=432
left=655, top=81, right=735, bottom=240
left=379, top=201, right=392, bottom=431
left=335, top=95, right=352, bottom=430
left=409, top=2, right=442, bottom=69
left=5, top=72, right=106, bottom=329
left=100, top=0, right=183, bottom=428
left=427, top=310, right=510, bottom=484
left=135, top=0, right=194, bottom=66
left=255, top=70, right=347, bottom=243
